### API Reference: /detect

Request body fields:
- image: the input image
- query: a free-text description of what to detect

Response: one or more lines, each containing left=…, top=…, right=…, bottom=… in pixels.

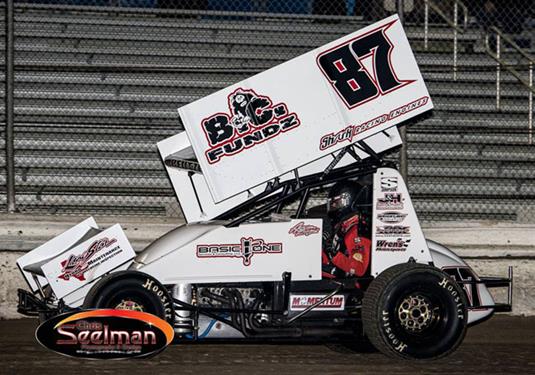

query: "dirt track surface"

left=2, top=316, right=534, bottom=375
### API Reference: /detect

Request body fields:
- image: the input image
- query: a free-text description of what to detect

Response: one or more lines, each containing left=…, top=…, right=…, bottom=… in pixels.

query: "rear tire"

left=83, top=271, right=174, bottom=324
left=362, top=263, right=467, bottom=360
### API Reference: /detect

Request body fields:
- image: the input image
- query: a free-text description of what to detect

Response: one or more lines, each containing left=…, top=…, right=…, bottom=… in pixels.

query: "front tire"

left=362, top=263, right=467, bottom=360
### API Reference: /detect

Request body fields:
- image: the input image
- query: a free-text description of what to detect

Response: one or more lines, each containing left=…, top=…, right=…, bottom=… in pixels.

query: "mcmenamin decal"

left=201, top=88, right=301, bottom=164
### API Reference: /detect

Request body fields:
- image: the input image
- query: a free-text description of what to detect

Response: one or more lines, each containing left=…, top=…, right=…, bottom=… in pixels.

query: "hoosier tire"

left=362, top=263, right=467, bottom=360
left=83, top=271, right=174, bottom=324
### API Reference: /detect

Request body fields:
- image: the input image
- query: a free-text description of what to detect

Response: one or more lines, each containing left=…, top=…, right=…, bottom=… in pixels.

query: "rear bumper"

left=17, top=288, right=64, bottom=320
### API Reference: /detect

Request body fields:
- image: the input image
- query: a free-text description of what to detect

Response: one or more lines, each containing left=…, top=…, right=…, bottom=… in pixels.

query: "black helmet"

left=327, top=180, right=370, bottom=220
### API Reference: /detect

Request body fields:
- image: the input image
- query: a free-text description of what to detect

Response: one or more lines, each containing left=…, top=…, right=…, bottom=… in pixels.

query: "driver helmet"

left=327, top=180, right=368, bottom=221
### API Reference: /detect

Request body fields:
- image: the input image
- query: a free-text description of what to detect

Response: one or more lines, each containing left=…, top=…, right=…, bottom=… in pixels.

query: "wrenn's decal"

left=376, top=238, right=411, bottom=251
left=196, top=237, right=282, bottom=266
left=201, top=88, right=301, bottom=164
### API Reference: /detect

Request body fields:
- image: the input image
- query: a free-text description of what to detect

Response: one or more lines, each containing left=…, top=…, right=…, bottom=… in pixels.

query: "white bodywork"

left=134, top=219, right=322, bottom=284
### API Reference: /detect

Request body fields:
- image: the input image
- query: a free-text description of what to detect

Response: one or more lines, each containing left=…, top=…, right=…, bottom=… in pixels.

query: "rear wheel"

left=83, top=271, right=174, bottom=324
left=362, top=263, right=467, bottom=360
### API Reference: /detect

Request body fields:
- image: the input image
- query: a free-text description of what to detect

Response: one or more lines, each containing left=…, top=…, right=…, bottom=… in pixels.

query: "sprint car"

left=16, top=16, right=513, bottom=360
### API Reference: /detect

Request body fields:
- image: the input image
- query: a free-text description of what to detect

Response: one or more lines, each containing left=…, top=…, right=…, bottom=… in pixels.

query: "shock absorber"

left=172, top=283, right=193, bottom=334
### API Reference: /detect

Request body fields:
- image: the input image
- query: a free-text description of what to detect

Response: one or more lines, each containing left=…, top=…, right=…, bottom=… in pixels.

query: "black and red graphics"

left=317, top=19, right=414, bottom=109
left=201, top=88, right=301, bottom=164
left=196, top=237, right=282, bottom=266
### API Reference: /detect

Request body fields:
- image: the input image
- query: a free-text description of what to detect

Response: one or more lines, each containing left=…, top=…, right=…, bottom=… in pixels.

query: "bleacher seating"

left=0, top=3, right=533, bottom=221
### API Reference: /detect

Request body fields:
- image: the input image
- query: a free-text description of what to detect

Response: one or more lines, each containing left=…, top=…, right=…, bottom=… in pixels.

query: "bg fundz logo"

left=196, top=237, right=283, bottom=266
left=317, top=19, right=414, bottom=109
left=201, top=88, right=301, bottom=164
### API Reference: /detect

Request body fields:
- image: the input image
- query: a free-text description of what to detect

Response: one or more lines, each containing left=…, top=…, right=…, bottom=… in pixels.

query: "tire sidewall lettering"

left=380, top=310, right=408, bottom=353
left=439, top=277, right=466, bottom=320
left=141, top=277, right=173, bottom=322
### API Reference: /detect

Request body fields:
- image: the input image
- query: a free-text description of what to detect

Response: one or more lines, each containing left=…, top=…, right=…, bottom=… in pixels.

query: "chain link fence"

left=1, top=0, right=534, bottom=222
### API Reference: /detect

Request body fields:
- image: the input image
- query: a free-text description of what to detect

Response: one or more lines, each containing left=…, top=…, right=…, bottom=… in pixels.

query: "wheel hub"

left=397, top=294, right=435, bottom=332
left=114, top=299, right=145, bottom=312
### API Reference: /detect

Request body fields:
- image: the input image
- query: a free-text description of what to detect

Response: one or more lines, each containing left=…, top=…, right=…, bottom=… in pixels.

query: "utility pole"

left=397, top=0, right=409, bottom=184
left=5, top=0, right=16, bottom=213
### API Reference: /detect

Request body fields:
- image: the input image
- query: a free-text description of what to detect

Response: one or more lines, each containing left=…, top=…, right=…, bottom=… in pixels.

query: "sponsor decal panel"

left=35, top=309, right=174, bottom=359
left=58, top=237, right=118, bottom=281
left=377, top=211, right=407, bottom=223
left=201, top=88, right=301, bottom=164
left=376, top=238, right=411, bottom=251
left=288, top=222, right=321, bottom=237
left=376, top=225, right=410, bottom=237
left=290, top=295, right=345, bottom=311
left=196, top=237, right=282, bottom=266
left=376, top=193, right=403, bottom=210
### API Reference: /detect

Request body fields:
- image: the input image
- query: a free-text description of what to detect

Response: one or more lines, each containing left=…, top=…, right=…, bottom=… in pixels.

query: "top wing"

left=167, top=15, right=432, bottom=203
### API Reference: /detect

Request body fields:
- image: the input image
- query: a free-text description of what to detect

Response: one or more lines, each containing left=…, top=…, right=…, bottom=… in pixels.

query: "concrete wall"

left=1, top=215, right=533, bottom=319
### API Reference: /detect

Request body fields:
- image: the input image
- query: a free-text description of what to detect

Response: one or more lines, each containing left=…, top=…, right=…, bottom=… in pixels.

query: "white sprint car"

left=16, top=16, right=512, bottom=360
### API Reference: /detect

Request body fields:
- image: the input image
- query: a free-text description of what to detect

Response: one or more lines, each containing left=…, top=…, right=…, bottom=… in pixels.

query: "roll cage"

left=215, top=142, right=396, bottom=227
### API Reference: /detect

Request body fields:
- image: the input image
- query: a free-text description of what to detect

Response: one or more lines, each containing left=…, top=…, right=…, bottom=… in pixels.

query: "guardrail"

left=424, top=0, right=468, bottom=81
left=485, top=26, right=534, bottom=145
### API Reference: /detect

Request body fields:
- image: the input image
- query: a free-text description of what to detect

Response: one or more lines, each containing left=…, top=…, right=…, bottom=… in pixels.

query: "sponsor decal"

left=377, top=211, right=407, bottom=223
left=380, top=177, right=398, bottom=192
left=35, top=309, right=174, bottom=359
left=376, top=238, right=411, bottom=251
left=318, top=96, right=428, bottom=150
left=164, top=157, right=201, bottom=173
left=58, top=237, right=118, bottom=281
left=288, top=222, right=321, bottom=237
left=201, top=88, right=301, bottom=164
left=376, top=193, right=403, bottom=210
left=290, top=295, right=345, bottom=311
left=376, top=225, right=410, bottom=237
left=196, top=237, right=282, bottom=266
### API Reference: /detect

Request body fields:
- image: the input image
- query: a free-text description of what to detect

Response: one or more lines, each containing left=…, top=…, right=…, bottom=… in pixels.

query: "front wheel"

left=362, top=263, right=467, bottom=360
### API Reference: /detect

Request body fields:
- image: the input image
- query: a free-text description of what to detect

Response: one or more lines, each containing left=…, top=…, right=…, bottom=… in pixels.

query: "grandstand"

left=0, top=2, right=533, bottom=221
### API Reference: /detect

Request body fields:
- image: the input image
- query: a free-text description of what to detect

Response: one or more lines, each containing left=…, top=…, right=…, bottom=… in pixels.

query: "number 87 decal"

left=317, top=19, right=414, bottom=109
